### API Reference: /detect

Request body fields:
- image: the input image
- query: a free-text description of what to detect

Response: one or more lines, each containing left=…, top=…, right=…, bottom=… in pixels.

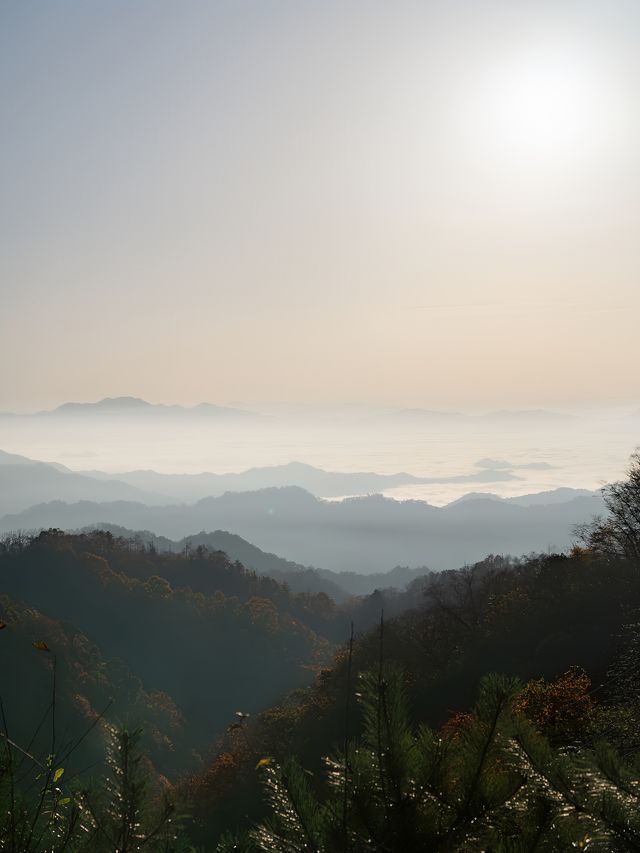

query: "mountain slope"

left=0, top=592, right=188, bottom=778
left=81, top=459, right=522, bottom=501
left=0, top=487, right=606, bottom=572
left=0, top=461, right=170, bottom=515
left=75, top=523, right=429, bottom=600
left=0, top=531, right=330, bottom=775
left=187, top=549, right=637, bottom=843
left=1, top=396, right=258, bottom=420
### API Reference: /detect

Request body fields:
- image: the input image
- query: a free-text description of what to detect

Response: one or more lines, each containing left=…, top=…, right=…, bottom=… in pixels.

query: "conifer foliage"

left=0, top=671, right=190, bottom=852
left=221, top=667, right=640, bottom=852
left=78, top=726, right=186, bottom=852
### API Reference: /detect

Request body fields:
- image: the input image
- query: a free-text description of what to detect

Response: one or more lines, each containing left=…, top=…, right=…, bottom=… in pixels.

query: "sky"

left=1, top=1, right=639, bottom=412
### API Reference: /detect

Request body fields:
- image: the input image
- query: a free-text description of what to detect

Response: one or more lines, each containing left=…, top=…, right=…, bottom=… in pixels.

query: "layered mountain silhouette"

left=82, top=459, right=522, bottom=501
left=447, top=487, right=596, bottom=507
left=75, top=523, right=428, bottom=599
left=0, top=485, right=604, bottom=573
left=0, top=457, right=169, bottom=515
left=0, top=451, right=527, bottom=511
left=0, top=399, right=580, bottom=426
left=0, top=396, right=257, bottom=419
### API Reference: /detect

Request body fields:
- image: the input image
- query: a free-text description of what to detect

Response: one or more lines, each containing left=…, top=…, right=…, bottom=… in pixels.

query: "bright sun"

left=463, top=41, right=612, bottom=172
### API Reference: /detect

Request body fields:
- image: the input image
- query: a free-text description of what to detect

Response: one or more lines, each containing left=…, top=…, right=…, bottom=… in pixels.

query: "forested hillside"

left=0, top=531, right=332, bottom=779
left=3, top=454, right=640, bottom=850
left=186, top=548, right=640, bottom=845
left=77, top=524, right=429, bottom=600
left=0, top=529, right=425, bottom=780
left=4, top=0, right=638, bottom=847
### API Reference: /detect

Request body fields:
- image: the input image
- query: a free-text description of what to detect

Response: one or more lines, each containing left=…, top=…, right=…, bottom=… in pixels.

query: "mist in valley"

left=3, top=1, right=640, bottom=848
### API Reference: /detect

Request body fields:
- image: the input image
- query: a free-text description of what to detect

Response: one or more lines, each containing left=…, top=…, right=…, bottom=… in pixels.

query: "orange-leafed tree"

left=514, top=666, right=593, bottom=741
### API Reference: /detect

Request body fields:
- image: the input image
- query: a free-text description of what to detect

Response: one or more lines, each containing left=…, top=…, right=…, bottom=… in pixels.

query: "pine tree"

left=0, top=718, right=190, bottom=852
left=78, top=725, right=189, bottom=853
left=228, top=668, right=640, bottom=852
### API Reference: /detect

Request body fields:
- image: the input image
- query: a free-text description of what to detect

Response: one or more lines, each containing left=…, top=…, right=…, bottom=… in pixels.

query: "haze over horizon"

left=2, top=0, right=640, bottom=412
left=4, top=7, right=640, bottom=847
left=2, top=393, right=634, bottom=417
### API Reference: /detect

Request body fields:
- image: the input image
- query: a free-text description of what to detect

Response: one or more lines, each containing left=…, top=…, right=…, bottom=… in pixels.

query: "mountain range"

left=0, top=397, right=582, bottom=426
left=0, top=451, right=169, bottom=514
left=75, top=523, right=429, bottom=600
left=0, top=396, right=257, bottom=420
left=81, top=459, right=522, bottom=501
left=0, top=450, right=531, bottom=513
left=0, top=485, right=604, bottom=573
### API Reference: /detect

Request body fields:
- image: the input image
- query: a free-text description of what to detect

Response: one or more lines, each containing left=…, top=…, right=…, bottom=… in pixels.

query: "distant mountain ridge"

left=0, top=460, right=169, bottom=515
left=447, top=487, right=596, bottom=507
left=1, top=399, right=579, bottom=425
left=0, top=396, right=258, bottom=419
left=0, top=449, right=40, bottom=465
left=0, top=450, right=541, bottom=510
left=82, top=459, right=523, bottom=500
left=75, top=523, right=427, bottom=600
left=0, top=485, right=605, bottom=573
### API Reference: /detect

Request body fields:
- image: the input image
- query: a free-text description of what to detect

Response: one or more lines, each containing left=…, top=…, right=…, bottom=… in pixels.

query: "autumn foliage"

left=514, top=666, right=593, bottom=738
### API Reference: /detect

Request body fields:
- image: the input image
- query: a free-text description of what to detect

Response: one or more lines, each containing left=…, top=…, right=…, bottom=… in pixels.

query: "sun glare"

left=461, top=41, right=612, bottom=172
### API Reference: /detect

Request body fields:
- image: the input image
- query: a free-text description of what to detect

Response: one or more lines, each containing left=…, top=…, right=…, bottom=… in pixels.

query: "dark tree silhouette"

left=576, top=449, right=640, bottom=560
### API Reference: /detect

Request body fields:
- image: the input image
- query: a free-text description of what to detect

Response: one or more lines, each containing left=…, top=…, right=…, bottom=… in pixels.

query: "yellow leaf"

left=255, top=757, right=272, bottom=770
left=53, top=767, right=64, bottom=783
left=33, top=640, right=50, bottom=652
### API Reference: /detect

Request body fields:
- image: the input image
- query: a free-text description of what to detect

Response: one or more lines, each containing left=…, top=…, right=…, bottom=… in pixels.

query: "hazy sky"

left=2, top=1, right=639, bottom=411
